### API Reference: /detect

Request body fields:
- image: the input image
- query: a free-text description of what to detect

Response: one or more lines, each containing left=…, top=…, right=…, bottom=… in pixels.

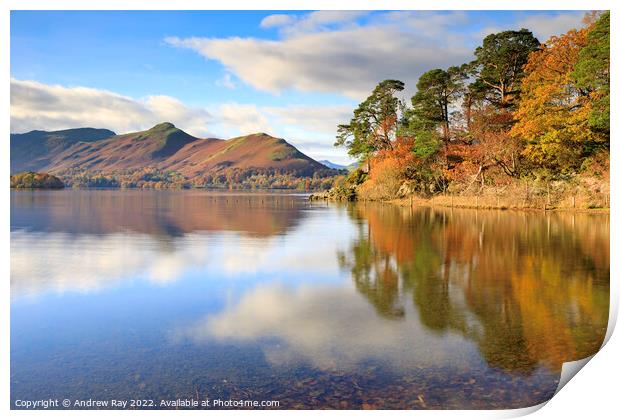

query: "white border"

left=2, top=1, right=617, bottom=420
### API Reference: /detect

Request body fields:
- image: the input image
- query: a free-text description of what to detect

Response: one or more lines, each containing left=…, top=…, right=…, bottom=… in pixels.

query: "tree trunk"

left=443, top=102, right=450, bottom=142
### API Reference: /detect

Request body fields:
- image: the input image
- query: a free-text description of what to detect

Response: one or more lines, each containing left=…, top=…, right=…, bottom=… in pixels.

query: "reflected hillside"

left=11, top=190, right=306, bottom=237
left=10, top=191, right=336, bottom=298
left=339, top=205, right=610, bottom=374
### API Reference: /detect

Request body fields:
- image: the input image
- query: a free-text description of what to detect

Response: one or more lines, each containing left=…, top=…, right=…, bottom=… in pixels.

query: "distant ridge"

left=10, top=127, right=116, bottom=173
left=10, top=123, right=335, bottom=184
left=319, top=160, right=348, bottom=170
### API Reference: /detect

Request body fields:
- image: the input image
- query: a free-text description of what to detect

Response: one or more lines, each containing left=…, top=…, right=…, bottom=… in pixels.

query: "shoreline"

left=387, top=196, right=610, bottom=214
left=11, top=188, right=610, bottom=213
left=310, top=192, right=610, bottom=214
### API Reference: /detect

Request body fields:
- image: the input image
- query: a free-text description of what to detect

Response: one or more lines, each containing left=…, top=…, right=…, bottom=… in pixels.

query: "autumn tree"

left=10, top=172, right=64, bottom=189
left=409, top=66, right=466, bottom=142
left=332, top=16, right=608, bottom=201
left=572, top=11, right=610, bottom=142
left=335, top=79, right=405, bottom=169
left=435, top=29, right=539, bottom=188
left=511, top=21, right=598, bottom=172
left=458, top=78, right=488, bottom=132
left=470, top=29, right=540, bottom=109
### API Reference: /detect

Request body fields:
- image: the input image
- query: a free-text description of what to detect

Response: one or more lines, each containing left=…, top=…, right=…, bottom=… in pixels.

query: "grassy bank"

left=312, top=192, right=610, bottom=212
left=311, top=172, right=610, bottom=212
left=387, top=194, right=609, bottom=212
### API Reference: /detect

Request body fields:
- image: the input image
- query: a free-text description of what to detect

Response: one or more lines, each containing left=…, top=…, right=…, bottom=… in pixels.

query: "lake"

left=10, top=190, right=610, bottom=409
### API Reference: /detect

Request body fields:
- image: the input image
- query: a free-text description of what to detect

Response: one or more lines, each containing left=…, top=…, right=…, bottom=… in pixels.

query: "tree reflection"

left=338, top=204, right=609, bottom=374
left=338, top=227, right=405, bottom=319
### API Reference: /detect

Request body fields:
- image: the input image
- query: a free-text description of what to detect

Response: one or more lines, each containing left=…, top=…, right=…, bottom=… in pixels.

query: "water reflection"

left=10, top=191, right=609, bottom=409
left=11, top=190, right=344, bottom=298
left=174, top=283, right=480, bottom=372
left=339, top=205, right=609, bottom=373
left=11, top=189, right=306, bottom=236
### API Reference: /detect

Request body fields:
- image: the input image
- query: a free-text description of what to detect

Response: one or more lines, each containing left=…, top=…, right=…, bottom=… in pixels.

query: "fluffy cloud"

left=477, top=12, right=587, bottom=46
left=167, top=10, right=588, bottom=100
left=215, top=72, right=237, bottom=89
left=259, top=13, right=297, bottom=29
left=215, top=103, right=273, bottom=135
left=261, top=10, right=369, bottom=35
left=10, top=79, right=344, bottom=138
left=10, top=79, right=214, bottom=137
left=263, top=104, right=352, bottom=136
left=516, top=12, right=587, bottom=42
left=165, top=19, right=471, bottom=99
left=10, top=78, right=353, bottom=161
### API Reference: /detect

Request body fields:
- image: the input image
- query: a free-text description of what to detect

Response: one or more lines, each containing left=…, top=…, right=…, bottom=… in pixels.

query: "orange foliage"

left=374, top=136, right=419, bottom=169
left=511, top=27, right=591, bottom=168
left=445, top=110, right=521, bottom=189
left=359, top=137, right=420, bottom=200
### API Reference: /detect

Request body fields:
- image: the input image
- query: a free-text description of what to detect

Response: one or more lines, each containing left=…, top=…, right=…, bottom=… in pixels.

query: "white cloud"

left=281, top=11, right=369, bottom=35
left=261, top=104, right=355, bottom=162
left=166, top=11, right=588, bottom=100
left=478, top=12, right=587, bottom=44
left=165, top=11, right=474, bottom=100
left=259, top=13, right=297, bottom=29
left=215, top=103, right=273, bottom=135
left=376, top=10, right=470, bottom=38
left=215, top=72, right=237, bottom=89
left=516, top=12, right=587, bottom=42
left=10, top=79, right=214, bottom=137
left=261, top=11, right=368, bottom=35
left=264, top=104, right=352, bottom=135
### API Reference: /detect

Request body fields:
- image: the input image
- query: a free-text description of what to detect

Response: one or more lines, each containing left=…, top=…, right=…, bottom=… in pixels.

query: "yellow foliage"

left=511, top=27, right=591, bottom=169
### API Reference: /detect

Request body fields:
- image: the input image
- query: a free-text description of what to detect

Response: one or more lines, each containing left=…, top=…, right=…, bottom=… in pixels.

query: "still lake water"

left=11, top=190, right=609, bottom=409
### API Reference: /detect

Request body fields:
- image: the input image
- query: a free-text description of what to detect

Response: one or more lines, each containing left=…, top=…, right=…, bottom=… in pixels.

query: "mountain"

left=319, top=160, right=360, bottom=172
left=10, top=127, right=116, bottom=173
left=163, top=132, right=328, bottom=177
left=10, top=123, right=333, bottom=183
left=44, top=122, right=202, bottom=173
left=319, top=160, right=348, bottom=170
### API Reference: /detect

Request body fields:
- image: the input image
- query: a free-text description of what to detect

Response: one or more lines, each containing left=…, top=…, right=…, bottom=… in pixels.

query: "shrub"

left=10, top=172, right=64, bottom=189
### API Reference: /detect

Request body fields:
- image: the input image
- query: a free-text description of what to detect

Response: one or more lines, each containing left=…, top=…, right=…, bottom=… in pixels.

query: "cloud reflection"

left=11, top=232, right=209, bottom=297
left=174, top=283, right=479, bottom=371
left=11, top=227, right=345, bottom=298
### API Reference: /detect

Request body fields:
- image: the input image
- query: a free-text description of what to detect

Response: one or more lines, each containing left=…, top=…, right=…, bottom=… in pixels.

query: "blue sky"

left=10, top=10, right=588, bottom=163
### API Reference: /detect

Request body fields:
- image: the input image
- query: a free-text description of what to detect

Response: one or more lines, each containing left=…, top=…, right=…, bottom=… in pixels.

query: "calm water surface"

left=10, top=190, right=609, bottom=409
